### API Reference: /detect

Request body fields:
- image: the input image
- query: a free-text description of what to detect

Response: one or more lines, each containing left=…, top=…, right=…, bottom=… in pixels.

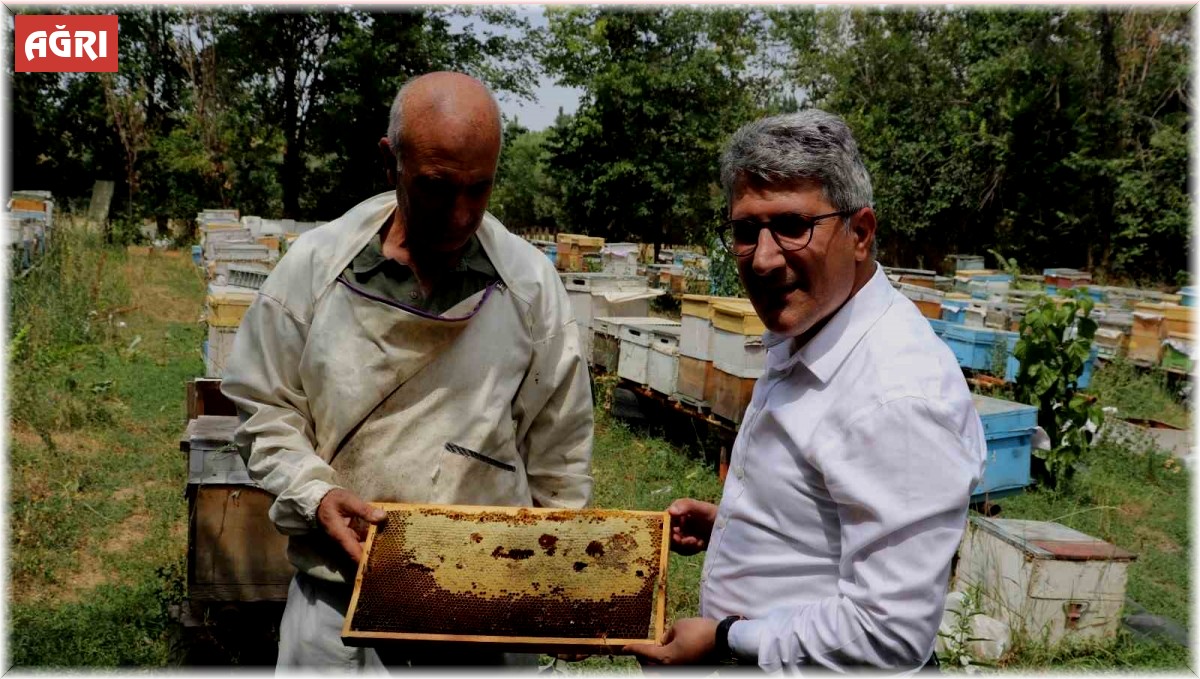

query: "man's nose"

left=750, top=227, right=784, bottom=277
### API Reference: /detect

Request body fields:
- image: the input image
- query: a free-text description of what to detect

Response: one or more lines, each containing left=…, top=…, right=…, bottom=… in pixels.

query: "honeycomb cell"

left=347, top=505, right=666, bottom=641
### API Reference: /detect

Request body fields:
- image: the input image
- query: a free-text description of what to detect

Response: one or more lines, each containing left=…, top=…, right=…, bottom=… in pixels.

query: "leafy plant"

left=988, top=248, right=1041, bottom=292
left=1012, top=290, right=1103, bottom=488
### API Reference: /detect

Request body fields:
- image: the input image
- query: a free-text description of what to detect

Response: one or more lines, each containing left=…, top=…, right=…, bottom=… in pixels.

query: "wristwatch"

left=713, top=615, right=746, bottom=662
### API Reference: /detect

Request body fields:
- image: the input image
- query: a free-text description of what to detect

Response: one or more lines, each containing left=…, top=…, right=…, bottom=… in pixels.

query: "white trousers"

left=276, top=572, right=541, bottom=672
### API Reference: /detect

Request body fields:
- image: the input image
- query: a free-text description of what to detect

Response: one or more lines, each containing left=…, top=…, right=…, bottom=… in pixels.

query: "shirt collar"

left=349, top=214, right=496, bottom=279
left=765, top=263, right=894, bottom=383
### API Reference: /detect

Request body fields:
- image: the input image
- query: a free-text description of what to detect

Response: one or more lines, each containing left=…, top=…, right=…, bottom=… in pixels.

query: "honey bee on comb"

left=342, top=504, right=669, bottom=654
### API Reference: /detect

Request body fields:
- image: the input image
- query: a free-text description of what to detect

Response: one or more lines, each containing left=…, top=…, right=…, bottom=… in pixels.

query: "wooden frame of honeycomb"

left=341, top=503, right=670, bottom=654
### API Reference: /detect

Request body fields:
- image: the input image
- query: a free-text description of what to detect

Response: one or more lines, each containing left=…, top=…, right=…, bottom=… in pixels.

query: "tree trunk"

left=281, top=21, right=301, bottom=218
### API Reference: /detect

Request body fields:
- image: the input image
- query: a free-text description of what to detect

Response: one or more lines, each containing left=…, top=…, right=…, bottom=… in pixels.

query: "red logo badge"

left=14, top=15, right=118, bottom=73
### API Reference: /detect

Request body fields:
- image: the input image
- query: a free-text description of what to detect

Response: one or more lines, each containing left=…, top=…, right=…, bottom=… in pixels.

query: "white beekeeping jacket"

left=222, top=192, right=595, bottom=583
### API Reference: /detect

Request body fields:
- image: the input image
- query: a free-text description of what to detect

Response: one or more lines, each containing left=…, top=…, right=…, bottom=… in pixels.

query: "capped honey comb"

left=342, top=503, right=669, bottom=653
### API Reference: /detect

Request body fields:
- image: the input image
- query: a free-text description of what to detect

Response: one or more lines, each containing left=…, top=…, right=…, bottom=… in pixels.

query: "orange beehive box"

left=343, top=504, right=669, bottom=655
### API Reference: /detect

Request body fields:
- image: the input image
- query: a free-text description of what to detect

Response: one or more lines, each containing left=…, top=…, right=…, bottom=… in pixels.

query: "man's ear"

left=378, top=137, right=397, bottom=186
left=851, top=207, right=877, bottom=262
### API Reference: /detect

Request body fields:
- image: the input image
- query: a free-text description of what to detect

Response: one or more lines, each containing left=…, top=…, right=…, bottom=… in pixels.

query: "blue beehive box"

left=1180, top=286, right=1195, bottom=308
left=942, top=324, right=1017, bottom=371
left=928, top=318, right=949, bottom=337
left=971, top=394, right=1039, bottom=501
left=191, top=244, right=203, bottom=266
left=942, top=301, right=968, bottom=324
left=545, top=243, right=557, bottom=264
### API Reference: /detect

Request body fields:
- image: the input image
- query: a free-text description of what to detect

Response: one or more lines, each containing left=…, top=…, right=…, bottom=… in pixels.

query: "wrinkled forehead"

left=402, top=115, right=499, bottom=171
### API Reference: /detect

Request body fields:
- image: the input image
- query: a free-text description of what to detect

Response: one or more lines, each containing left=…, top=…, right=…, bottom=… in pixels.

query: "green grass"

left=1087, top=357, right=1191, bottom=429
left=6, top=231, right=1189, bottom=671
left=8, top=236, right=204, bottom=667
left=995, top=436, right=1191, bottom=628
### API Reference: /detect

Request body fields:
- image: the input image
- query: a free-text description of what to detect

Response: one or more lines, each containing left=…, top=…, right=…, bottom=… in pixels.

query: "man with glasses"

left=628, top=110, right=986, bottom=671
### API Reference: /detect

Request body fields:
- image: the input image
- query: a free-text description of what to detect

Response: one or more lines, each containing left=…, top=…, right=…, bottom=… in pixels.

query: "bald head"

left=387, top=71, right=503, bottom=160
left=378, top=72, right=504, bottom=257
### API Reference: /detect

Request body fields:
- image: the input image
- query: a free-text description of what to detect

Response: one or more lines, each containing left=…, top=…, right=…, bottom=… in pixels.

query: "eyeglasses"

left=718, top=210, right=855, bottom=257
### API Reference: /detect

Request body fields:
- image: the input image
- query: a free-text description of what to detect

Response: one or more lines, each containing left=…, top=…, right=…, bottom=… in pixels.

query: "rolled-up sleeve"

left=221, top=291, right=340, bottom=534
left=728, top=395, right=982, bottom=671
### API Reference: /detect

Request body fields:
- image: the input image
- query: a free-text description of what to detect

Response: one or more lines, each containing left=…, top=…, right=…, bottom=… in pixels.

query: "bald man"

left=222, top=72, right=595, bottom=670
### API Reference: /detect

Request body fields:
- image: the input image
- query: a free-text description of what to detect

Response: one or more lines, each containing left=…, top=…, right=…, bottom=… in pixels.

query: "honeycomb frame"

left=341, top=503, right=670, bottom=654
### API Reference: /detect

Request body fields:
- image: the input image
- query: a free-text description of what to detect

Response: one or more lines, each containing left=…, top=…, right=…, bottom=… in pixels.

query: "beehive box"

left=675, top=355, right=714, bottom=404
left=942, top=324, right=1017, bottom=372
left=954, top=517, right=1136, bottom=647
left=618, top=322, right=681, bottom=386
left=647, top=326, right=682, bottom=396
left=710, top=367, right=757, bottom=424
left=342, top=504, right=669, bottom=654
left=971, top=394, right=1038, bottom=501
left=913, top=299, right=942, bottom=320
left=946, top=254, right=985, bottom=273
left=1133, top=302, right=1192, bottom=337
left=205, top=325, right=238, bottom=378
left=679, top=295, right=738, bottom=361
left=181, top=386, right=293, bottom=603
left=1160, top=332, right=1194, bottom=373
left=1179, top=286, right=1195, bottom=308
left=710, top=300, right=766, bottom=380
left=206, top=285, right=257, bottom=328
left=1129, top=312, right=1167, bottom=364
left=592, top=317, right=677, bottom=374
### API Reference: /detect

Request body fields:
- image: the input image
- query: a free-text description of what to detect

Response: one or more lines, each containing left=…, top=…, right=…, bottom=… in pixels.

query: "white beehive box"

left=954, top=517, right=1136, bottom=648
left=647, top=326, right=682, bottom=396
left=565, top=277, right=663, bottom=359
left=205, top=325, right=238, bottom=378
left=592, top=317, right=678, bottom=374
left=711, top=329, right=765, bottom=378
left=561, top=273, right=646, bottom=293
left=618, top=321, right=680, bottom=386
left=679, top=294, right=737, bottom=361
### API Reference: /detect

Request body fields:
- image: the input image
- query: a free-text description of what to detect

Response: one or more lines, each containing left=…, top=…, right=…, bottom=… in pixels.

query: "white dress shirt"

left=700, top=264, right=986, bottom=672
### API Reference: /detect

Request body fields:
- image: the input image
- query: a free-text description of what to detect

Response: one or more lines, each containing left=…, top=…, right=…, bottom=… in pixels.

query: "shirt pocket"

left=428, top=436, right=529, bottom=506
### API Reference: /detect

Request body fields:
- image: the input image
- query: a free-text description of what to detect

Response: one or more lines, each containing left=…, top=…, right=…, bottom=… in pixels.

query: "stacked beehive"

left=563, top=273, right=664, bottom=362
left=556, top=233, right=605, bottom=272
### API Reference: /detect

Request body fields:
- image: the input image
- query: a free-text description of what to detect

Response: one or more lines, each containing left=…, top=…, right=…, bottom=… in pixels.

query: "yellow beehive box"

left=206, top=287, right=257, bottom=328
left=1129, top=312, right=1166, bottom=363
left=710, top=299, right=765, bottom=336
left=343, top=503, right=669, bottom=655
left=1134, top=302, right=1192, bottom=336
left=556, top=233, right=605, bottom=255
left=681, top=294, right=712, bottom=319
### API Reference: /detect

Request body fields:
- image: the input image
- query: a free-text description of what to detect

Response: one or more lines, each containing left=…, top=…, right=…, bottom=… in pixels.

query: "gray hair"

left=386, top=78, right=504, bottom=163
left=720, top=109, right=874, bottom=225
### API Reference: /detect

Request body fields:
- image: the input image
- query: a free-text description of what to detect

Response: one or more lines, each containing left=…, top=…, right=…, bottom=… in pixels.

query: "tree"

left=777, top=7, right=1189, bottom=283
left=489, top=121, right=561, bottom=230
left=541, top=8, right=772, bottom=252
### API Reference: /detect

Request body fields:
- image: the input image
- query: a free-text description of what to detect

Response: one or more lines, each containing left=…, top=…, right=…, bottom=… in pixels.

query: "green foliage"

left=489, top=123, right=562, bottom=229
left=778, top=8, right=1189, bottom=283
left=1086, top=357, right=1190, bottom=428
left=1012, top=290, right=1103, bottom=488
left=541, top=8, right=769, bottom=246
left=5, top=6, right=1189, bottom=281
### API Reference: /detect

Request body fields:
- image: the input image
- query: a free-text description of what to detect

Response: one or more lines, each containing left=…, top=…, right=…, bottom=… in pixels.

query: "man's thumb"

left=362, top=504, right=387, bottom=523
